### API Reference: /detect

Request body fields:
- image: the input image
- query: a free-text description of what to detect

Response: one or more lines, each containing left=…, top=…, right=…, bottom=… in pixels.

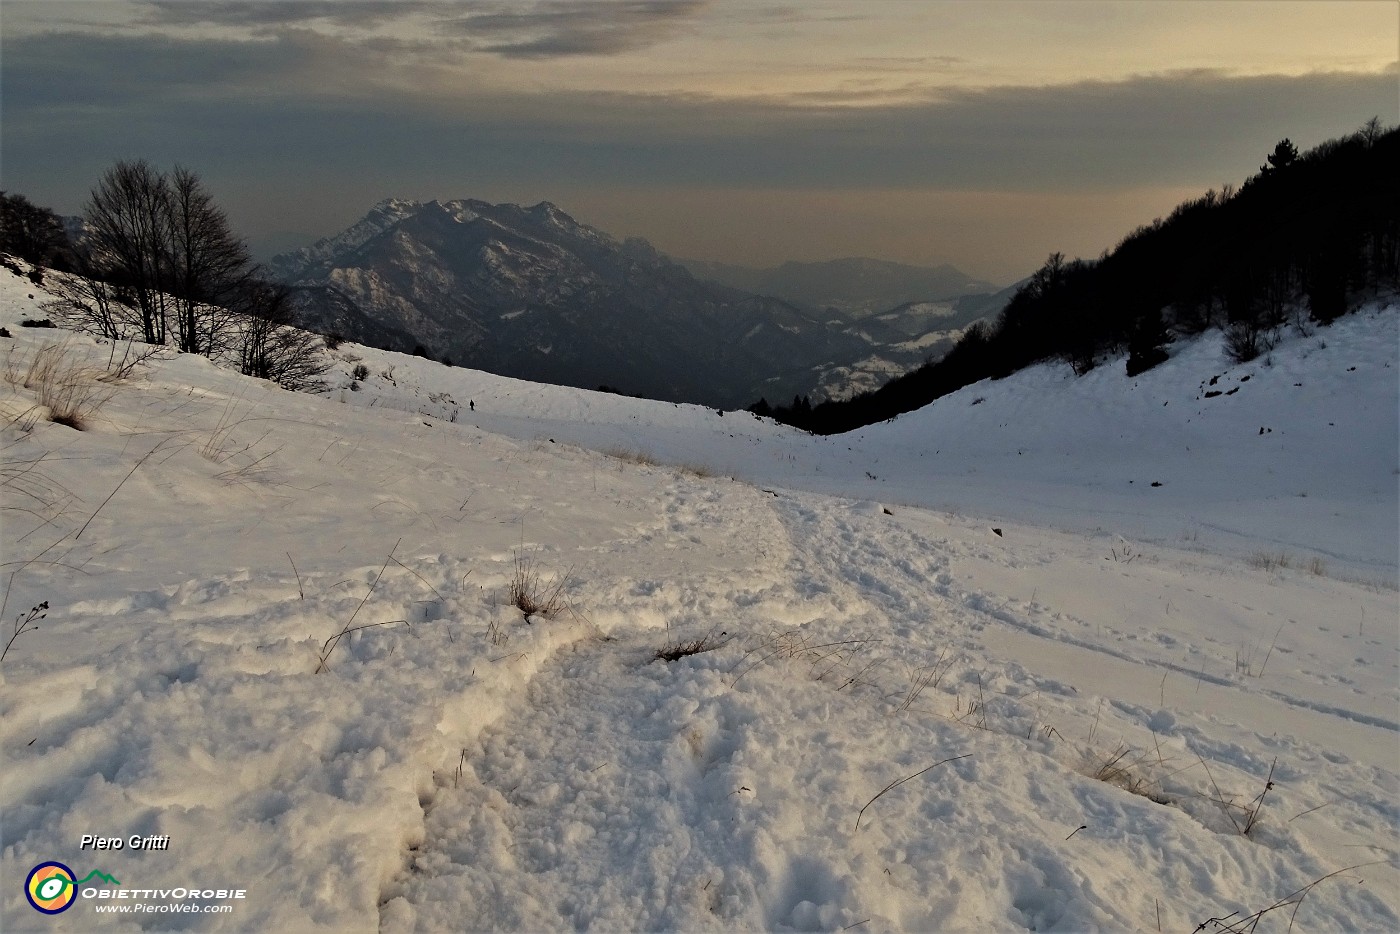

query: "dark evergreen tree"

left=1260, top=138, right=1299, bottom=176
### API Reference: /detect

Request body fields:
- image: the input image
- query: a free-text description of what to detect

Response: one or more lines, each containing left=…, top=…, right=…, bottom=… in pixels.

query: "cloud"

left=140, top=1, right=450, bottom=29
left=139, top=1, right=712, bottom=60
left=5, top=24, right=1392, bottom=196
left=853, top=55, right=965, bottom=71
left=440, top=0, right=709, bottom=58
left=2, top=22, right=1392, bottom=280
left=0, top=29, right=397, bottom=112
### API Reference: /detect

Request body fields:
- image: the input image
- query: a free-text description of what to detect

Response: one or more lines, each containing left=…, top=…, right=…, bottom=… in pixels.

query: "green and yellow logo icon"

left=26, top=862, right=77, bottom=914
left=25, top=861, right=121, bottom=914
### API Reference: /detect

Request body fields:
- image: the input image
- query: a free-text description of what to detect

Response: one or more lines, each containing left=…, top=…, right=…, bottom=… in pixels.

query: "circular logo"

left=26, top=861, right=77, bottom=914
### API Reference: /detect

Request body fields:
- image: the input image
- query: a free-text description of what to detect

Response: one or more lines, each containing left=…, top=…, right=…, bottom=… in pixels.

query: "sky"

left=1, top=1, right=1396, bottom=283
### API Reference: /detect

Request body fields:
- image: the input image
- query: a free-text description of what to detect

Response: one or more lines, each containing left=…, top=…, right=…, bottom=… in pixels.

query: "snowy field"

left=1, top=262, right=1396, bottom=932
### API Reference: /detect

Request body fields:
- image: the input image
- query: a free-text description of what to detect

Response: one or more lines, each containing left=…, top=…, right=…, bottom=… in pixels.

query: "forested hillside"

left=765, top=121, right=1398, bottom=433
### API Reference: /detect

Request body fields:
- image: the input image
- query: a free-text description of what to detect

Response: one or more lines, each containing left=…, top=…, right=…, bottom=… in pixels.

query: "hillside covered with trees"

left=760, top=120, right=1399, bottom=434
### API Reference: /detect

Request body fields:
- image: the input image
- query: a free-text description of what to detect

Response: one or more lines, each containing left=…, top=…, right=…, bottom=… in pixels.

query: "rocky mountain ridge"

left=272, top=199, right=1005, bottom=406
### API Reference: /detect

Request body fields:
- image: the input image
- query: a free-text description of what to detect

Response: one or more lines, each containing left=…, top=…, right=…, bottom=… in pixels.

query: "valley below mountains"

left=269, top=199, right=1003, bottom=407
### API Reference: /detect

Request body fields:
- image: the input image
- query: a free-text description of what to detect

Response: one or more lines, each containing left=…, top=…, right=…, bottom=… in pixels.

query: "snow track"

left=385, top=492, right=1399, bottom=931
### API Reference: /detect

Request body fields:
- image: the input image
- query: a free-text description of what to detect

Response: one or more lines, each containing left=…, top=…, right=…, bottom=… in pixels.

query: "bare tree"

left=43, top=251, right=144, bottom=341
left=166, top=166, right=249, bottom=356
left=236, top=278, right=327, bottom=391
left=85, top=160, right=172, bottom=344
left=65, top=161, right=262, bottom=359
left=47, top=160, right=328, bottom=391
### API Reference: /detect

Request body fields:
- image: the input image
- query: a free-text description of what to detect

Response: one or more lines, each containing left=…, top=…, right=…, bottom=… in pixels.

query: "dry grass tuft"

left=10, top=343, right=114, bottom=430
left=1192, top=860, right=1385, bottom=932
left=601, top=447, right=662, bottom=469
left=655, top=629, right=730, bottom=662
left=1089, top=743, right=1171, bottom=804
left=508, top=549, right=577, bottom=619
left=601, top=447, right=716, bottom=479
left=0, top=439, right=77, bottom=527
left=96, top=340, right=162, bottom=383
left=728, top=628, right=881, bottom=689
left=674, top=461, right=717, bottom=479
left=1248, top=551, right=1292, bottom=573
left=1198, top=755, right=1276, bottom=836
left=317, top=540, right=405, bottom=673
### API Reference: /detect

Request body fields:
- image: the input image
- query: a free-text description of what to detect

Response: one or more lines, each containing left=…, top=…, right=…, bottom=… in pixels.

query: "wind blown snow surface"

left=2, top=264, right=1396, bottom=933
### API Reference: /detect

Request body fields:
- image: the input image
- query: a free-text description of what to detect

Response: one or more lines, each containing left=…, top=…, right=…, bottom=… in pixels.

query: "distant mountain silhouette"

left=680, top=257, right=998, bottom=317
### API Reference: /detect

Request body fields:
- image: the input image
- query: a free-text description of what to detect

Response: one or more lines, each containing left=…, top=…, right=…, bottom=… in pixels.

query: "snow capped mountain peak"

left=269, top=198, right=423, bottom=282
left=269, top=197, right=880, bottom=406
left=438, top=200, right=482, bottom=225
left=370, top=196, right=423, bottom=217
left=528, top=200, right=587, bottom=234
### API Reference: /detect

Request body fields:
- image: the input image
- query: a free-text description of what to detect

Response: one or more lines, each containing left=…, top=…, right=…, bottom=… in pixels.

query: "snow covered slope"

left=2, top=264, right=1396, bottom=932
left=322, top=302, right=1398, bottom=580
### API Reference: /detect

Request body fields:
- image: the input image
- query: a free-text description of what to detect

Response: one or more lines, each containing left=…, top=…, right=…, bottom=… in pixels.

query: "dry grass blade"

left=76, top=437, right=175, bottom=540
left=1192, top=861, right=1386, bottom=932
left=287, top=552, right=304, bottom=600
left=1, top=600, right=48, bottom=664
left=1241, top=758, right=1276, bottom=835
left=1256, top=623, right=1285, bottom=678
left=392, top=556, right=444, bottom=602
left=316, top=538, right=400, bottom=673
left=855, top=754, right=971, bottom=830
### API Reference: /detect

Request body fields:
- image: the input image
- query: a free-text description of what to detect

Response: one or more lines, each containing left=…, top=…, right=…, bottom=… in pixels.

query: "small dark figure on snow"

left=469, top=400, right=475, bottom=411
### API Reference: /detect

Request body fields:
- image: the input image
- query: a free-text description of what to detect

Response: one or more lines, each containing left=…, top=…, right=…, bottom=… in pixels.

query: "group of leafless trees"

left=0, top=192, right=75, bottom=272
left=36, top=160, right=325, bottom=390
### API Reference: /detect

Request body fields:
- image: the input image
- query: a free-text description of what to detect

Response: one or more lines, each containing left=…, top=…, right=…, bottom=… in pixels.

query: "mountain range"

left=679, top=256, right=997, bottom=317
left=270, top=199, right=1005, bottom=407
